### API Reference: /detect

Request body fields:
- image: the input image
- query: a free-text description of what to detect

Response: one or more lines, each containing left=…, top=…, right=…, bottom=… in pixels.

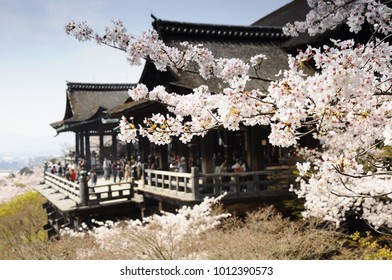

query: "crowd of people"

left=46, top=154, right=153, bottom=187
left=47, top=159, right=92, bottom=184
left=168, top=153, right=203, bottom=173
left=212, top=155, right=249, bottom=192
left=47, top=151, right=250, bottom=190
left=102, top=156, right=143, bottom=183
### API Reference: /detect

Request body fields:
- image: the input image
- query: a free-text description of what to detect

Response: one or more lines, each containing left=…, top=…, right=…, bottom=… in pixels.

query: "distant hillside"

left=0, top=155, right=50, bottom=171
left=0, top=158, right=24, bottom=171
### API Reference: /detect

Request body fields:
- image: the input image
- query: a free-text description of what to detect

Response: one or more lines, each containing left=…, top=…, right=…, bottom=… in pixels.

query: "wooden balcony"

left=35, top=166, right=296, bottom=234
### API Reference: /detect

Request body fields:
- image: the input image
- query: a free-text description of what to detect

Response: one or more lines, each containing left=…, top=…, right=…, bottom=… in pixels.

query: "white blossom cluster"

left=0, top=167, right=43, bottom=204
left=65, top=0, right=392, bottom=231
left=61, top=194, right=230, bottom=259
left=270, top=38, right=392, bottom=148
left=64, top=21, right=93, bottom=41
left=293, top=160, right=392, bottom=229
left=283, top=0, right=392, bottom=36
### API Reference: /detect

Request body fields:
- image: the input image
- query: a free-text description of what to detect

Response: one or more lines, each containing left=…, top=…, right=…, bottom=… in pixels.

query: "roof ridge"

left=66, top=82, right=136, bottom=91
left=152, top=18, right=289, bottom=40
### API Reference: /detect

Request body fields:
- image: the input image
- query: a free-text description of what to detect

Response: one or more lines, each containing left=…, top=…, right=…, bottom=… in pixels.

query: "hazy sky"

left=0, top=0, right=291, bottom=158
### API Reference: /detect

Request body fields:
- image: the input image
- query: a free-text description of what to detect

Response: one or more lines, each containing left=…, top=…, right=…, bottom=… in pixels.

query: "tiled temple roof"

left=152, top=17, right=289, bottom=40
left=66, top=82, right=134, bottom=92
left=51, top=82, right=134, bottom=132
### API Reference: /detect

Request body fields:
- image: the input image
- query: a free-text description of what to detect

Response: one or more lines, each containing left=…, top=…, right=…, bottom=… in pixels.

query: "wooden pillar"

left=138, top=137, right=150, bottom=162
left=85, top=131, right=91, bottom=170
left=246, top=127, right=262, bottom=171
left=79, top=131, right=85, bottom=160
left=178, top=141, right=188, bottom=158
left=251, top=127, right=265, bottom=171
left=200, top=132, right=214, bottom=173
left=99, top=132, right=104, bottom=165
left=75, top=132, right=80, bottom=162
left=126, top=142, right=132, bottom=161
left=191, top=167, right=200, bottom=200
left=158, top=144, right=168, bottom=170
left=111, top=132, right=118, bottom=162
left=224, top=131, right=234, bottom=162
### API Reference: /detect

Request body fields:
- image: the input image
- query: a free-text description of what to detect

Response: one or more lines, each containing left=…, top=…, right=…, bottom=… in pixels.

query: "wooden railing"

left=43, top=166, right=295, bottom=206
left=43, top=171, right=134, bottom=206
left=142, top=168, right=198, bottom=200
left=141, top=166, right=295, bottom=201
left=44, top=171, right=79, bottom=200
left=198, top=169, right=295, bottom=198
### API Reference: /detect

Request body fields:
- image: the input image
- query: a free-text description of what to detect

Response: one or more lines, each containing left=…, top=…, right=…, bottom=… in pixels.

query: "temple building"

left=42, top=0, right=392, bottom=228
left=52, top=0, right=326, bottom=173
left=50, top=82, right=134, bottom=169
left=106, top=15, right=311, bottom=173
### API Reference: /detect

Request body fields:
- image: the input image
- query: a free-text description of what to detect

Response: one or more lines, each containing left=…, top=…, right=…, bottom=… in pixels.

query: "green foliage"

left=351, top=231, right=392, bottom=260
left=282, top=198, right=305, bottom=219
left=357, top=146, right=392, bottom=174
left=13, top=182, right=26, bottom=188
left=0, top=191, right=42, bottom=217
left=0, top=191, right=48, bottom=259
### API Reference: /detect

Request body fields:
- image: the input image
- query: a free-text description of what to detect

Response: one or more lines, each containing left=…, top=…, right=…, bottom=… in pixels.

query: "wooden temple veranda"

left=36, top=0, right=331, bottom=235
left=36, top=163, right=295, bottom=235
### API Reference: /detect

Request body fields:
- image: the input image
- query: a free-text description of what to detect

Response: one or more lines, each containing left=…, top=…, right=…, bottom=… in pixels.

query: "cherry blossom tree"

left=0, top=167, right=43, bottom=204
left=61, top=195, right=230, bottom=259
left=65, top=0, right=392, bottom=232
